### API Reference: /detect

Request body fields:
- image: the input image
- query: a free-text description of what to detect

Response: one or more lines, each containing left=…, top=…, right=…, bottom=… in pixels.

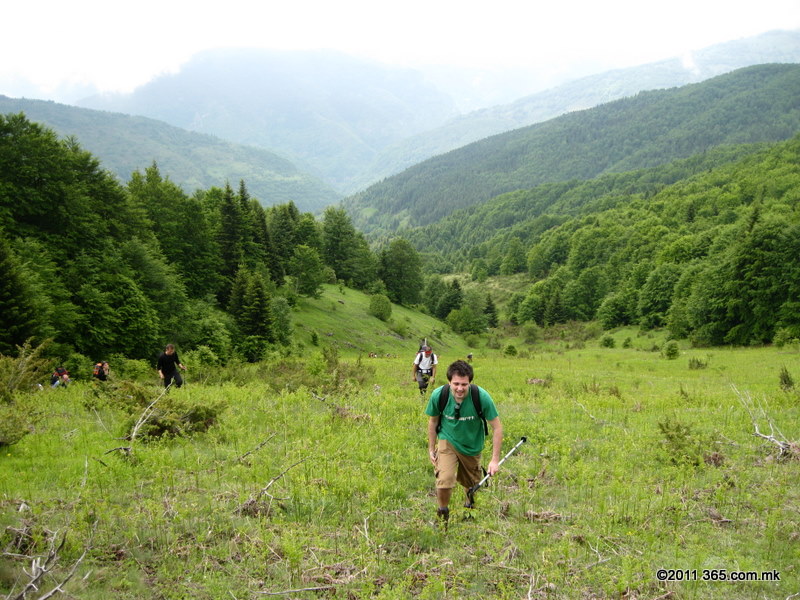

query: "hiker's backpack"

left=435, top=383, right=488, bottom=435
left=416, top=352, right=436, bottom=371
left=93, top=363, right=102, bottom=377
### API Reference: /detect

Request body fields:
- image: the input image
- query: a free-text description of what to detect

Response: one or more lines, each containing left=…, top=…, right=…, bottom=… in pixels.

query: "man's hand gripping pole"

left=466, top=436, right=527, bottom=507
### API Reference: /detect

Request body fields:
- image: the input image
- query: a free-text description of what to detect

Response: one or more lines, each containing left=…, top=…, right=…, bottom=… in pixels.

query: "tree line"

left=0, top=113, right=424, bottom=365
left=409, top=134, right=800, bottom=346
left=344, top=64, right=800, bottom=237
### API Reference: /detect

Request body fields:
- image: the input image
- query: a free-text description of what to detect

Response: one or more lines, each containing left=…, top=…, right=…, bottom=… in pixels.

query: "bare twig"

left=734, top=385, right=799, bottom=460
left=103, top=384, right=172, bottom=457
left=235, top=433, right=276, bottom=463
left=256, top=585, right=337, bottom=596
left=234, top=457, right=309, bottom=515
left=129, top=383, right=172, bottom=442
left=8, top=524, right=95, bottom=600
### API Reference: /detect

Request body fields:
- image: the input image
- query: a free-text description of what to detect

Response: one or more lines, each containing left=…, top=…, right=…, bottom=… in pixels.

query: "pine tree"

left=0, top=236, right=40, bottom=355
left=485, top=294, right=499, bottom=328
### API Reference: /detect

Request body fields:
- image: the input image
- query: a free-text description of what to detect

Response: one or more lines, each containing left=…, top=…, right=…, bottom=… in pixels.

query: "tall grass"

left=1, top=343, right=798, bottom=599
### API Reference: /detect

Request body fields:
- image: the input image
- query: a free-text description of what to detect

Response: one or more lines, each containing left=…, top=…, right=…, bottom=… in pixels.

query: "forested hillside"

left=355, top=29, right=800, bottom=189
left=0, top=96, right=340, bottom=213
left=0, top=115, right=425, bottom=364
left=344, top=64, right=800, bottom=235
left=415, top=135, right=800, bottom=347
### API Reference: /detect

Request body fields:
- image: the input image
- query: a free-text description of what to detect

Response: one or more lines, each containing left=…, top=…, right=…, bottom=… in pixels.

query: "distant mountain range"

left=0, top=95, right=340, bottom=213
left=75, top=30, right=800, bottom=193
left=3, top=30, right=797, bottom=212
left=358, top=30, right=800, bottom=191
left=343, top=64, right=800, bottom=235
left=76, top=49, right=459, bottom=192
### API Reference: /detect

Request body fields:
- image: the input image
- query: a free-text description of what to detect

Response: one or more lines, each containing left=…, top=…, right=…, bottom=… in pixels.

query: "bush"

left=0, top=396, right=39, bottom=446
left=368, top=294, right=392, bottom=321
left=688, top=356, right=708, bottom=370
left=126, top=396, right=225, bottom=441
left=662, top=341, right=680, bottom=360
left=773, top=328, right=800, bottom=348
left=503, top=344, right=518, bottom=357
left=0, top=340, right=51, bottom=402
left=522, top=323, right=542, bottom=344
left=658, top=417, right=718, bottom=467
left=600, top=335, right=616, bottom=348
left=779, top=365, right=795, bottom=391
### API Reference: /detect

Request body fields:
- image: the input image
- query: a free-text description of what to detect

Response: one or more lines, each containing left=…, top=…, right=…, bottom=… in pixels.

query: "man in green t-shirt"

left=425, top=360, right=503, bottom=522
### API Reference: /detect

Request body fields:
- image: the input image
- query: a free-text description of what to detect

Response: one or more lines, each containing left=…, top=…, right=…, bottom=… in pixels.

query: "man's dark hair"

left=446, top=359, right=473, bottom=382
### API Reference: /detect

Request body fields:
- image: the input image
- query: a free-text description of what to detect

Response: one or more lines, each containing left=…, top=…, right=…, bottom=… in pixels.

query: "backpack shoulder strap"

left=435, top=384, right=450, bottom=433
left=470, top=384, right=488, bottom=435
left=438, top=384, right=450, bottom=413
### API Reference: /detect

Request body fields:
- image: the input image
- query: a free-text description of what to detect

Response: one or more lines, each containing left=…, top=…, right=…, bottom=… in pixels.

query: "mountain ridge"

left=343, top=63, right=800, bottom=235
left=0, top=95, right=340, bottom=213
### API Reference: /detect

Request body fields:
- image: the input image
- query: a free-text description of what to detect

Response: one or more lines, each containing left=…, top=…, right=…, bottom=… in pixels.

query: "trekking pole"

left=467, top=436, right=527, bottom=506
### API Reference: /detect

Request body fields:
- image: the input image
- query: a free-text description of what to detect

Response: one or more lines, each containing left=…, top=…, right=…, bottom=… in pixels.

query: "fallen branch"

left=734, top=385, right=799, bottom=460
left=235, top=433, right=276, bottom=463
left=8, top=524, right=95, bottom=600
left=256, top=585, right=337, bottom=596
left=235, top=457, right=309, bottom=516
left=103, top=384, right=173, bottom=457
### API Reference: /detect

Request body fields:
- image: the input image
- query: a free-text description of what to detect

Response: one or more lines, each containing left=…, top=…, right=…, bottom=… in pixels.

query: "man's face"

left=449, top=374, right=470, bottom=401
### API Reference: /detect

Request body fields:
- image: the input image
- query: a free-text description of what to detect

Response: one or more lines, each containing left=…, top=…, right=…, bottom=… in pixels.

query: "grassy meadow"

left=1, top=333, right=799, bottom=599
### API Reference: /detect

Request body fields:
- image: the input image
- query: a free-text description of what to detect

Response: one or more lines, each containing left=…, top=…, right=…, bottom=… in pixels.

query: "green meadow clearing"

left=1, top=338, right=799, bottom=599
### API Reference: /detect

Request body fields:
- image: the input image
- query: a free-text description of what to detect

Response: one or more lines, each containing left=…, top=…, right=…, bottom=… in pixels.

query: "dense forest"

left=414, top=135, right=800, bottom=346
left=0, top=113, right=425, bottom=366
left=0, top=95, right=340, bottom=213
left=344, top=64, right=800, bottom=236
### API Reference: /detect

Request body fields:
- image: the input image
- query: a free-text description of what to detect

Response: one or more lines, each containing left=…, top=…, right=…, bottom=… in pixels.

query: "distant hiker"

left=93, top=361, right=110, bottom=381
left=466, top=353, right=473, bottom=363
left=157, top=344, right=186, bottom=388
left=50, top=366, right=70, bottom=388
left=412, top=345, right=438, bottom=395
left=425, top=359, right=503, bottom=523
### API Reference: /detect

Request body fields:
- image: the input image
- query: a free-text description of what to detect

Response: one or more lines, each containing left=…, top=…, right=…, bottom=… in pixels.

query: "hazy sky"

left=3, top=0, right=798, bottom=102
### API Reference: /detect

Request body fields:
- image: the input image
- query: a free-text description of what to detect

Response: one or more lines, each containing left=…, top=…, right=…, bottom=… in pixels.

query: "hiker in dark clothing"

left=157, top=344, right=186, bottom=388
left=93, top=361, right=110, bottom=381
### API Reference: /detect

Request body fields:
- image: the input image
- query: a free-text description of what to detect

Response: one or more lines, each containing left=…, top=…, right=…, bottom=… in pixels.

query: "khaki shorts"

left=434, top=439, right=483, bottom=490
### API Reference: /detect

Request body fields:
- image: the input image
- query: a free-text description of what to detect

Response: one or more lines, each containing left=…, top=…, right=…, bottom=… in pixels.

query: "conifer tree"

left=0, top=236, right=40, bottom=355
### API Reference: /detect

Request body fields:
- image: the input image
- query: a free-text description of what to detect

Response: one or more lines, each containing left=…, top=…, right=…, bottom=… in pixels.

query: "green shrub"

left=503, top=344, right=518, bottom=356
left=779, top=365, right=795, bottom=391
left=658, top=417, right=716, bottom=467
left=663, top=341, right=680, bottom=359
left=600, top=335, right=616, bottom=348
left=0, top=396, right=39, bottom=446
left=0, top=340, right=51, bottom=403
left=688, top=356, right=708, bottom=370
left=368, top=294, right=392, bottom=322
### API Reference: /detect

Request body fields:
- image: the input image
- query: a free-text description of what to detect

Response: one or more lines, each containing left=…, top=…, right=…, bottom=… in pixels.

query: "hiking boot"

left=436, top=507, right=450, bottom=522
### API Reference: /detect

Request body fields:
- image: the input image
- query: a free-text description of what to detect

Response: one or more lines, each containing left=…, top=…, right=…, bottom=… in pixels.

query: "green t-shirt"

left=425, top=384, right=499, bottom=456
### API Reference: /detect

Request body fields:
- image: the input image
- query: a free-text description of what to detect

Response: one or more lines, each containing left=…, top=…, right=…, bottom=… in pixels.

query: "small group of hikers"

left=416, top=346, right=504, bottom=523
left=49, top=343, right=187, bottom=389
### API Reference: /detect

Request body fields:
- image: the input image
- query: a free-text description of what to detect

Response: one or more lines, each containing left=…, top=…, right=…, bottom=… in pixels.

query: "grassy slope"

left=1, top=337, right=799, bottom=599
left=291, top=283, right=472, bottom=360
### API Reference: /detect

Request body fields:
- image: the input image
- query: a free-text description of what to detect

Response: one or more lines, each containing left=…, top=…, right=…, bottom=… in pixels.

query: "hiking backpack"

left=416, top=352, right=436, bottom=372
left=435, top=383, right=488, bottom=435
